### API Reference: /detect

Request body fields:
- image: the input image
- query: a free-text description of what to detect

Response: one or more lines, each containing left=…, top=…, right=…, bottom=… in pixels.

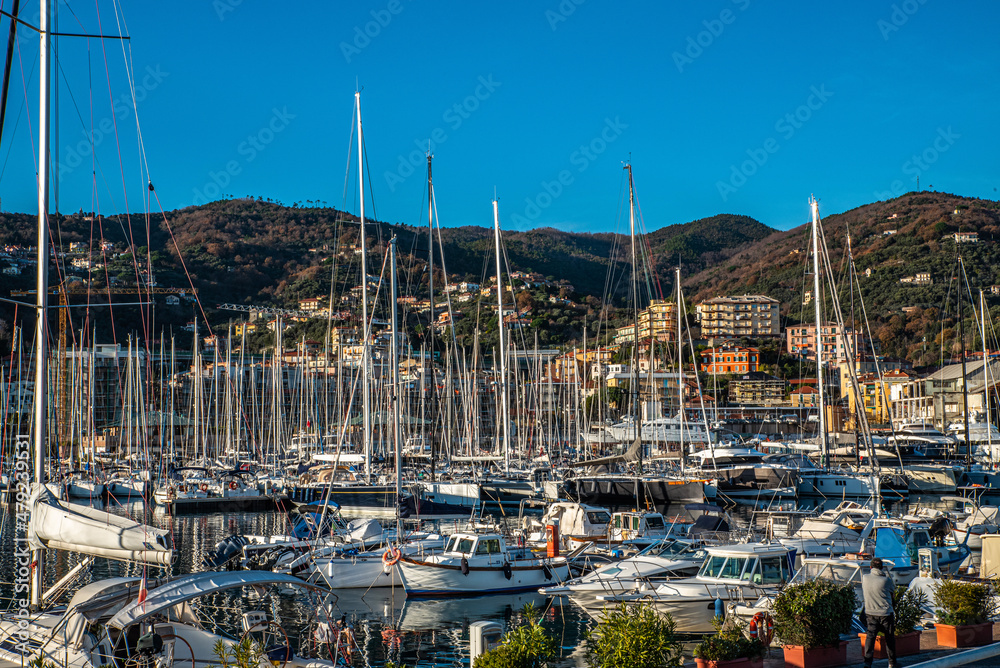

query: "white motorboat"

left=523, top=501, right=612, bottom=550
left=778, top=502, right=874, bottom=560
left=539, top=538, right=706, bottom=611
left=396, top=532, right=570, bottom=596
left=599, top=542, right=793, bottom=633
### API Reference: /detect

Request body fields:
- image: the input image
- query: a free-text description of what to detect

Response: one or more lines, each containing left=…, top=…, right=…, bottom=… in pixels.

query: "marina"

left=0, top=3, right=998, bottom=668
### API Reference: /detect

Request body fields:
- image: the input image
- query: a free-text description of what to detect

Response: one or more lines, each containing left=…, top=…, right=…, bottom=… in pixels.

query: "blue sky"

left=1, top=0, right=997, bottom=234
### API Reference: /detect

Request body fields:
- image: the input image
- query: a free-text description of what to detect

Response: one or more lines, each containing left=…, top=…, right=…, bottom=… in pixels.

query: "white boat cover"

left=27, top=483, right=173, bottom=566
left=107, top=571, right=325, bottom=630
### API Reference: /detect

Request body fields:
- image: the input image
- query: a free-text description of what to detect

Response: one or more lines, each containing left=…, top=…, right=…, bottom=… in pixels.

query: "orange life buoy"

left=382, top=546, right=401, bottom=568
left=749, top=611, right=774, bottom=646
left=199, top=483, right=208, bottom=492
left=178, top=484, right=187, bottom=493
left=229, top=481, right=238, bottom=490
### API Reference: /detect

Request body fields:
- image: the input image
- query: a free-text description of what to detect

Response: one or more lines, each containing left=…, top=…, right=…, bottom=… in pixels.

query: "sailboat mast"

left=30, top=0, right=51, bottom=608
left=427, top=154, right=437, bottom=481
left=626, top=164, right=642, bottom=473
left=676, top=266, right=685, bottom=469
left=958, top=257, right=970, bottom=463
left=493, top=198, right=510, bottom=472
left=390, top=237, right=402, bottom=535
left=810, top=196, right=827, bottom=468
left=982, top=290, right=994, bottom=463
left=356, top=90, right=372, bottom=482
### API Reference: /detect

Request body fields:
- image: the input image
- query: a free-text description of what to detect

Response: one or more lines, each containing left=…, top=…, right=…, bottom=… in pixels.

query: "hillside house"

left=299, top=297, right=323, bottom=311
left=699, top=346, right=760, bottom=375
left=790, top=385, right=818, bottom=408
left=729, top=372, right=786, bottom=406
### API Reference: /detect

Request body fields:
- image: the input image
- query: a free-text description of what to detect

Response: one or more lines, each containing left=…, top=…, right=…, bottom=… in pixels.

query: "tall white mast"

left=30, top=0, right=51, bottom=608
left=493, top=198, right=510, bottom=472
left=982, top=290, right=994, bottom=463
left=390, top=237, right=402, bottom=535
left=810, top=196, right=827, bottom=468
left=626, top=164, right=642, bottom=472
left=356, top=90, right=372, bottom=482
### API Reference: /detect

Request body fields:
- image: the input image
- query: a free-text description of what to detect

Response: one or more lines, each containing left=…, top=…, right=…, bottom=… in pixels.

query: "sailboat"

left=564, top=164, right=706, bottom=507
left=791, top=197, right=909, bottom=502
left=0, top=5, right=340, bottom=668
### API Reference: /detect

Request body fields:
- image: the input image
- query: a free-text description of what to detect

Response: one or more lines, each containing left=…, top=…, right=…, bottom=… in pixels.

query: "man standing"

left=862, top=557, right=898, bottom=668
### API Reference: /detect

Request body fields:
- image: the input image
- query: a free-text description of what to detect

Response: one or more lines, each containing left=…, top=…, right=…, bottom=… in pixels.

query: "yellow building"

left=613, top=300, right=677, bottom=344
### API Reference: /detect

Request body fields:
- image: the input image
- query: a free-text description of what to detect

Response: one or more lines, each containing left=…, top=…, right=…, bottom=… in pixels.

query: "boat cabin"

left=609, top=511, right=668, bottom=542
left=695, top=544, right=793, bottom=585
left=539, top=502, right=612, bottom=539
left=443, top=533, right=509, bottom=557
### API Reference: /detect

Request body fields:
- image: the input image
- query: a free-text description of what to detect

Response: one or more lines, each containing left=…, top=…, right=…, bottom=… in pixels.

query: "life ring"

left=229, top=481, right=238, bottom=490
left=749, top=611, right=774, bottom=646
left=382, top=546, right=401, bottom=569
left=178, top=484, right=187, bottom=493
left=199, top=483, right=208, bottom=492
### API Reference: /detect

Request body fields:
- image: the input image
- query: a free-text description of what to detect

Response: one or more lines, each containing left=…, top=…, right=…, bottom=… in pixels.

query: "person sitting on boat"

left=862, top=557, right=898, bottom=668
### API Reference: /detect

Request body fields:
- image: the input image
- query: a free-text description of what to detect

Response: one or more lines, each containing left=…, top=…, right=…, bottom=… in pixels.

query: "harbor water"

left=0, top=493, right=972, bottom=666
left=0, top=502, right=593, bottom=667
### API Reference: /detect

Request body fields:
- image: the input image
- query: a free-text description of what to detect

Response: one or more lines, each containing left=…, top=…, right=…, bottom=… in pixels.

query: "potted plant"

left=771, top=580, right=856, bottom=668
left=693, top=617, right=767, bottom=668
left=585, top=602, right=684, bottom=668
left=474, top=603, right=556, bottom=668
left=932, top=579, right=996, bottom=648
left=858, top=586, right=927, bottom=658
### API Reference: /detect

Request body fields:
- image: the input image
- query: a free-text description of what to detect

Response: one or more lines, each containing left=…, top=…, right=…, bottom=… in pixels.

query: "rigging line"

left=0, top=42, right=30, bottom=183
left=148, top=189, right=214, bottom=337
left=13, top=22, right=35, bottom=174
left=0, top=0, right=21, bottom=150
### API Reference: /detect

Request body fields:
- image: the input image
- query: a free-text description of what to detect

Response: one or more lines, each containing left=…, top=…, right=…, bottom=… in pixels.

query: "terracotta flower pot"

left=935, top=622, right=993, bottom=648
left=858, top=631, right=922, bottom=658
left=781, top=640, right=848, bottom=668
left=694, top=657, right=764, bottom=668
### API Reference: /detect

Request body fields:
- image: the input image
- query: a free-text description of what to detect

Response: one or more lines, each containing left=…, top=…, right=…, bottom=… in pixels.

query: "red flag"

left=137, top=571, right=148, bottom=604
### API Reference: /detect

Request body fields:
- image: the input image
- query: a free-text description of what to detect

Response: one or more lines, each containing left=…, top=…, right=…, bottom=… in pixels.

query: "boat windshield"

left=588, top=511, right=612, bottom=525
left=699, top=555, right=751, bottom=579
left=640, top=539, right=696, bottom=558
left=790, top=561, right=861, bottom=585
left=447, top=537, right=475, bottom=554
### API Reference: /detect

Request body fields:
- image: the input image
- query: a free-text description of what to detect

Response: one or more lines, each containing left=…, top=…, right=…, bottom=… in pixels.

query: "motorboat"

left=861, top=518, right=970, bottom=584
left=396, top=532, right=570, bottom=596
left=599, top=542, right=794, bottom=633
left=539, top=538, right=706, bottom=612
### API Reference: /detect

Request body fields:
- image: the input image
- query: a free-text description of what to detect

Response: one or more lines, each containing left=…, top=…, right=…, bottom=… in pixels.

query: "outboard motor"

left=136, top=631, right=163, bottom=655
left=202, top=535, right=250, bottom=570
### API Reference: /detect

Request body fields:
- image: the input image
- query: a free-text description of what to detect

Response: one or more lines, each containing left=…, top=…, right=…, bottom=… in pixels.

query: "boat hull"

left=398, top=556, right=570, bottom=597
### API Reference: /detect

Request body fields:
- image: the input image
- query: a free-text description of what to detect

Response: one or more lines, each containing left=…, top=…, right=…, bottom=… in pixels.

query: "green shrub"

left=772, top=580, right=856, bottom=648
left=893, top=586, right=928, bottom=635
left=933, top=579, right=996, bottom=626
left=694, top=616, right=767, bottom=662
left=585, top=602, right=683, bottom=668
left=473, top=604, right=555, bottom=668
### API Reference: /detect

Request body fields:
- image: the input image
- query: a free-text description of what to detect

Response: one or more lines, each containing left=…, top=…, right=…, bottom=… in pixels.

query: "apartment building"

left=696, top=295, right=780, bottom=338
left=786, top=322, right=869, bottom=365
left=613, top=299, right=677, bottom=344
left=699, top=346, right=760, bottom=375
